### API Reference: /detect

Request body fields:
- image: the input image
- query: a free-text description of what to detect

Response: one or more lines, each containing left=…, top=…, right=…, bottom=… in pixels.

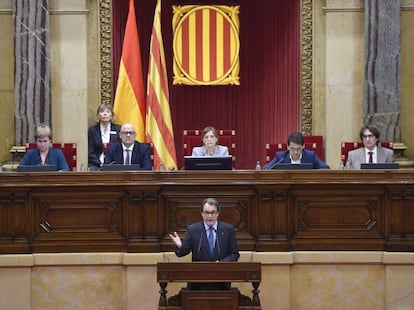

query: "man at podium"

left=169, top=198, right=240, bottom=289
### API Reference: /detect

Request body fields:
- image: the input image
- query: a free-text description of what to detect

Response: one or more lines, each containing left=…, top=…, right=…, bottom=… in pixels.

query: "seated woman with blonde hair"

left=20, top=123, right=69, bottom=171
left=192, top=126, right=229, bottom=157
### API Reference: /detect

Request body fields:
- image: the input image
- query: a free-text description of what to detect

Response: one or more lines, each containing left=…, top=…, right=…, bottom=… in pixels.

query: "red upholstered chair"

left=265, top=135, right=324, bottom=162
left=340, top=141, right=393, bottom=165
left=182, top=129, right=236, bottom=163
left=25, top=142, right=77, bottom=171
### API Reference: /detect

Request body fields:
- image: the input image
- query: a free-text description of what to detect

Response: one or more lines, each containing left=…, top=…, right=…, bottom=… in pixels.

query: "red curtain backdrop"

left=112, top=0, right=300, bottom=169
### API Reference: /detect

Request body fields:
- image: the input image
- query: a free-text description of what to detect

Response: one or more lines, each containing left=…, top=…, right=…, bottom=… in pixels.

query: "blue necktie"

left=208, top=226, right=215, bottom=255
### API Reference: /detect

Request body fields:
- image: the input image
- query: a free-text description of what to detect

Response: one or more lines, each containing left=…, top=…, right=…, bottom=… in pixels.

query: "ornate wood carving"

left=2, top=171, right=414, bottom=254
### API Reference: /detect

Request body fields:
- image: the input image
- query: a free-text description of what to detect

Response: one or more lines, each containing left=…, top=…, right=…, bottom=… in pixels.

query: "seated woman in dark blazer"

left=88, top=103, right=121, bottom=170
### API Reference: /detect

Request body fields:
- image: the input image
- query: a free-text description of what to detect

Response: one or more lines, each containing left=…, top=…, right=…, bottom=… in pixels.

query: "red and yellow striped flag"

left=114, top=0, right=146, bottom=142
left=146, top=0, right=177, bottom=170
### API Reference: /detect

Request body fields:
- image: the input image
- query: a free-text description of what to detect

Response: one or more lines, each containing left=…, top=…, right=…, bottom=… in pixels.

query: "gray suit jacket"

left=192, top=145, right=229, bottom=157
left=346, top=146, right=394, bottom=169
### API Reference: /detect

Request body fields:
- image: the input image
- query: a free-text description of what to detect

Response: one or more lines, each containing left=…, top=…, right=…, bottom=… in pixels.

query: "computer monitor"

left=101, top=164, right=143, bottom=171
left=17, top=165, right=58, bottom=172
left=360, top=163, right=400, bottom=169
left=272, top=163, right=314, bottom=170
left=184, top=156, right=233, bottom=170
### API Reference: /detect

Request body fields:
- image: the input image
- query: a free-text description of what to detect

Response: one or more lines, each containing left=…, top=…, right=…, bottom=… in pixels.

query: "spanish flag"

left=114, top=0, right=146, bottom=142
left=146, top=0, right=177, bottom=170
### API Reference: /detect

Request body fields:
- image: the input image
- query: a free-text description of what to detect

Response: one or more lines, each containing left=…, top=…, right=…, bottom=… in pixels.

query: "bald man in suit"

left=346, top=124, right=394, bottom=169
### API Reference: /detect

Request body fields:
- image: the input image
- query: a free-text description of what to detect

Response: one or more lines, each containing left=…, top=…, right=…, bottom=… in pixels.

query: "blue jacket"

left=20, top=148, right=69, bottom=171
left=104, top=141, right=152, bottom=170
left=264, top=149, right=330, bottom=169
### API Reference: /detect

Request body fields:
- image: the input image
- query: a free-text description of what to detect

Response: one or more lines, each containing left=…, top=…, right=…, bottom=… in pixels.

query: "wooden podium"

left=157, top=262, right=261, bottom=310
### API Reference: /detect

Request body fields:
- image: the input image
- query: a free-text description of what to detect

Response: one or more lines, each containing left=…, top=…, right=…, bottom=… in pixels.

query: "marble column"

left=13, top=0, right=51, bottom=145
left=364, top=0, right=400, bottom=142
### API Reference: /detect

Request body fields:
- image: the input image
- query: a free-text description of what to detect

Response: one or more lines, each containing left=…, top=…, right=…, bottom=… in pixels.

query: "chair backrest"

left=182, top=129, right=236, bottom=162
left=340, top=141, right=393, bottom=164
left=25, top=142, right=77, bottom=171
left=265, top=135, right=324, bottom=162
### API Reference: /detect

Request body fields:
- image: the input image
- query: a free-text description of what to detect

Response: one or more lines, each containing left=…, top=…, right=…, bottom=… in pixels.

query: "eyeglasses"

left=362, top=134, right=375, bottom=139
left=288, top=146, right=303, bottom=152
left=120, top=131, right=135, bottom=136
left=202, top=211, right=218, bottom=216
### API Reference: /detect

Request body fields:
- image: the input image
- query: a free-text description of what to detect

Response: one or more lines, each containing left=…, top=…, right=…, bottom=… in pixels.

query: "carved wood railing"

left=1, top=170, right=414, bottom=253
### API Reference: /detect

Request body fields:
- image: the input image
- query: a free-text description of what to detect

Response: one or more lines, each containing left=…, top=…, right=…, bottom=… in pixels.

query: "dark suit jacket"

left=103, top=141, right=152, bottom=170
left=175, top=221, right=239, bottom=262
left=88, top=123, right=121, bottom=169
left=264, top=149, right=330, bottom=169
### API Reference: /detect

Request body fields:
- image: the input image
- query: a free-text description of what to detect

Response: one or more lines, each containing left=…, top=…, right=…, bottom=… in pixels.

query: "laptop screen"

left=184, top=156, right=233, bottom=170
left=272, top=163, right=314, bottom=170
left=17, top=165, right=58, bottom=172
left=101, top=164, right=142, bottom=171
left=360, top=163, right=400, bottom=169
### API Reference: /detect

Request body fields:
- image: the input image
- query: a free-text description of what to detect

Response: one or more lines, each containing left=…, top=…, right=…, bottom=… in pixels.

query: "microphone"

left=216, top=228, right=221, bottom=256
left=197, top=229, right=203, bottom=257
left=12, top=147, right=17, bottom=170
left=99, top=161, right=116, bottom=171
left=268, top=156, right=286, bottom=169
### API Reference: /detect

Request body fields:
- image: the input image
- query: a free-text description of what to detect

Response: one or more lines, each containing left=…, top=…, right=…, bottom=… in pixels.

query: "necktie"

left=125, top=149, right=131, bottom=165
left=368, top=151, right=373, bottom=163
left=208, top=226, right=215, bottom=255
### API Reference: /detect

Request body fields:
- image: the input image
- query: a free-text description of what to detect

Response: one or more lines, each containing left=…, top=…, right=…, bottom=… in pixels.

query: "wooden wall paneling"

left=2, top=171, right=414, bottom=253
left=288, top=184, right=387, bottom=250
left=256, top=185, right=290, bottom=251
left=386, top=185, right=414, bottom=251
left=126, top=186, right=162, bottom=252
left=29, top=187, right=127, bottom=253
left=0, top=189, right=30, bottom=253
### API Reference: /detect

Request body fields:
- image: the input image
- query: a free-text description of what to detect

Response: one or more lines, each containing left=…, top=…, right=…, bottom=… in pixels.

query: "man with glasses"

left=169, top=198, right=239, bottom=289
left=264, top=131, right=329, bottom=169
left=345, top=124, right=394, bottom=169
left=103, top=123, right=152, bottom=170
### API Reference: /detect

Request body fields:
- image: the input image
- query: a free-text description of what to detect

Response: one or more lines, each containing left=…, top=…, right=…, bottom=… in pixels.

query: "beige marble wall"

left=1, top=252, right=414, bottom=310
left=0, top=3, right=15, bottom=163
left=0, top=0, right=100, bottom=169
left=315, top=0, right=365, bottom=168
left=315, top=0, right=414, bottom=167
left=400, top=0, right=414, bottom=158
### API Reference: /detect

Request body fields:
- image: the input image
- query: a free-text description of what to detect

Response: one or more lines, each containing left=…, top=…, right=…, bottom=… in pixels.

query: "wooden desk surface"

left=157, top=262, right=261, bottom=282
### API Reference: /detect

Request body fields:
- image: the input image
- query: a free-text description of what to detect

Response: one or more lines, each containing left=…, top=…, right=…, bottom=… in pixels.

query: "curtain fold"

left=14, top=0, right=51, bottom=144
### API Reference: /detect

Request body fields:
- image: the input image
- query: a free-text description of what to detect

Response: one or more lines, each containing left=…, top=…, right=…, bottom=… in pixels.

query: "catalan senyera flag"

left=146, top=0, right=177, bottom=170
left=113, top=0, right=146, bottom=142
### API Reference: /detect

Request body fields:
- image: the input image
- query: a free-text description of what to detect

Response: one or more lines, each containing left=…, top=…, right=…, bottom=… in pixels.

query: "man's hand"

left=169, top=231, right=182, bottom=248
